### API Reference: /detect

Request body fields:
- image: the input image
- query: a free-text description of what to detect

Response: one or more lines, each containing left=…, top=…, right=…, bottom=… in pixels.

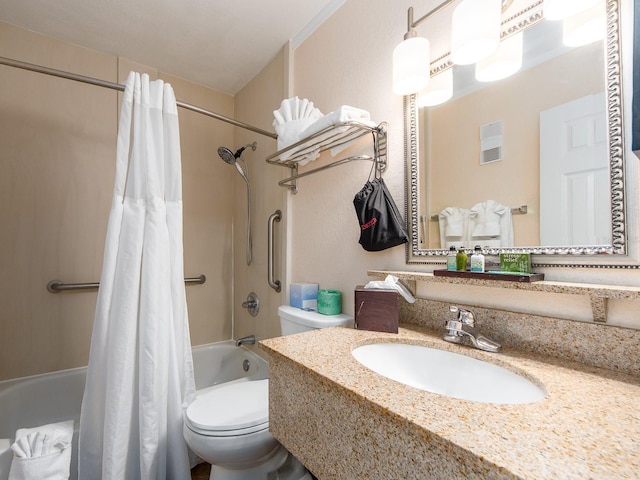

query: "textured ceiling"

left=0, top=0, right=342, bottom=95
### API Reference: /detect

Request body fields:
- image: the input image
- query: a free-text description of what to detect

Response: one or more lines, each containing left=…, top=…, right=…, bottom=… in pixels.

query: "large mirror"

left=406, top=0, right=638, bottom=267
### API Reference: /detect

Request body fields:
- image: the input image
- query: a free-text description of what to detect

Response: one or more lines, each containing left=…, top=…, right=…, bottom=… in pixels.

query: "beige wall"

left=0, top=22, right=236, bottom=380
left=291, top=0, right=407, bottom=317
left=290, top=0, right=640, bottom=329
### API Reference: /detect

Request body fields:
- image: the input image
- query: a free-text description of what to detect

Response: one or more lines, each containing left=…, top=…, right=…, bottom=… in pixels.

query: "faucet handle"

left=449, top=305, right=475, bottom=325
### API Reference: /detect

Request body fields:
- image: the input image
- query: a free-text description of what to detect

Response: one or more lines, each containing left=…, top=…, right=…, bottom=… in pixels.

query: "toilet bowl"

left=183, top=379, right=310, bottom=480
left=278, top=305, right=354, bottom=336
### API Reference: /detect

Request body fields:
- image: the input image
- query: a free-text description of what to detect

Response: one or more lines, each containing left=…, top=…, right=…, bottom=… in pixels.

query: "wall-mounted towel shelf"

left=266, top=121, right=387, bottom=193
left=429, top=205, right=528, bottom=221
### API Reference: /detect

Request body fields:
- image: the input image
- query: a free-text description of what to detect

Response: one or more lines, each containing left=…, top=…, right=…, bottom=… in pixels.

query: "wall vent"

left=480, top=120, right=503, bottom=165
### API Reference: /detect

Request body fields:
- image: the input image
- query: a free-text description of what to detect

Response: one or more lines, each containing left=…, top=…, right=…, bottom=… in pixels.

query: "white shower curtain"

left=79, top=72, right=196, bottom=480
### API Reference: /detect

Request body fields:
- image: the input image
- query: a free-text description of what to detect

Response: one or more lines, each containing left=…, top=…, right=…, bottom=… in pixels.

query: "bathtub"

left=0, top=341, right=268, bottom=480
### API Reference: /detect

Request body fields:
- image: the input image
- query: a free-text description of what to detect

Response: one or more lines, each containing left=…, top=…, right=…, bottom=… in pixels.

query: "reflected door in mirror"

left=540, top=93, right=610, bottom=245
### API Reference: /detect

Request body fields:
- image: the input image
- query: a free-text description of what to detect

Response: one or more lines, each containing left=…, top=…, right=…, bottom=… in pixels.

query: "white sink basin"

left=352, top=343, right=545, bottom=404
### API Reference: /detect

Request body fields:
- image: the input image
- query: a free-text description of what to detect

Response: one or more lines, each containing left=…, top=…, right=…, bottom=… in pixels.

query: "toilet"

left=278, top=305, right=354, bottom=335
left=183, top=379, right=310, bottom=480
left=183, top=307, right=353, bottom=479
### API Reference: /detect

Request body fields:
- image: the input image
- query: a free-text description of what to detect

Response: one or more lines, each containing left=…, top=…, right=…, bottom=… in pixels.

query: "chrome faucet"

left=235, top=335, right=256, bottom=347
left=443, top=306, right=501, bottom=353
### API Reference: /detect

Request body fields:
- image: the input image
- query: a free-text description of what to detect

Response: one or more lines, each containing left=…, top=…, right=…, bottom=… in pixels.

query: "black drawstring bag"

left=353, top=164, right=408, bottom=252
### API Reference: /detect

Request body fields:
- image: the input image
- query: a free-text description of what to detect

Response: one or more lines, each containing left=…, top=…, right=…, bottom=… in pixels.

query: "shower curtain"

left=78, top=72, right=195, bottom=479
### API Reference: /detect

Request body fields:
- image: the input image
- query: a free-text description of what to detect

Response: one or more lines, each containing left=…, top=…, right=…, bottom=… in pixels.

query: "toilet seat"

left=185, top=379, right=269, bottom=437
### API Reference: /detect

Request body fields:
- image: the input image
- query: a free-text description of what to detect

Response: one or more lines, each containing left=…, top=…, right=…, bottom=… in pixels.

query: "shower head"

left=217, top=146, right=237, bottom=166
left=217, top=142, right=256, bottom=184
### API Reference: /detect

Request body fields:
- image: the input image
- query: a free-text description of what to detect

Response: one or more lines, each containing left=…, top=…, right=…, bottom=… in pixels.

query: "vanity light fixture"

left=451, top=0, right=502, bottom=65
left=393, top=34, right=431, bottom=95
left=475, top=31, right=523, bottom=82
left=418, top=68, right=453, bottom=107
left=562, top=3, right=606, bottom=47
left=392, top=1, right=455, bottom=95
left=543, top=0, right=601, bottom=20
left=393, top=0, right=518, bottom=96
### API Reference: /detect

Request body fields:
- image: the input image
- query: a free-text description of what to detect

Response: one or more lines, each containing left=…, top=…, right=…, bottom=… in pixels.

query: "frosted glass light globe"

left=544, top=0, right=601, bottom=20
left=418, top=69, right=453, bottom=107
left=393, top=36, right=430, bottom=95
left=475, top=32, right=523, bottom=82
left=451, top=0, right=502, bottom=65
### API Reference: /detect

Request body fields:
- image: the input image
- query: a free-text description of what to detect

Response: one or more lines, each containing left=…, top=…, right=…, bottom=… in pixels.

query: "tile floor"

left=189, top=460, right=318, bottom=479
left=190, top=462, right=211, bottom=479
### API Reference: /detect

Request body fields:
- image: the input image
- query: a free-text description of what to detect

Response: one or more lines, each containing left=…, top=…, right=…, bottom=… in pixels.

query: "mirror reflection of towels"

left=469, top=200, right=514, bottom=247
left=438, top=207, right=470, bottom=249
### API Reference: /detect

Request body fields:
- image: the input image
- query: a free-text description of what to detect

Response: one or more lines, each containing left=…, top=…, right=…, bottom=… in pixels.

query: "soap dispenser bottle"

left=470, top=245, right=485, bottom=272
left=447, top=246, right=457, bottom=271
left=456, top=247, right=467, bottom=271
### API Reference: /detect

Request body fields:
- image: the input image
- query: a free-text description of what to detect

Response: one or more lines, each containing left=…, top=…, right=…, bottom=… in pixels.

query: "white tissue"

left=364, top=275, right=415, bottom=303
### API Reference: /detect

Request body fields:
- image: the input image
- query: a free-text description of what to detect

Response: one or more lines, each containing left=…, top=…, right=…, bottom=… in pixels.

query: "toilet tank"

left=278, top=305, right=353, bottom=336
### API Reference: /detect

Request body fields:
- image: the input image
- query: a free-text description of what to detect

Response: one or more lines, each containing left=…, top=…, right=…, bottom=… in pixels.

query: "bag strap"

left=366, top=132, right=382, bottom=182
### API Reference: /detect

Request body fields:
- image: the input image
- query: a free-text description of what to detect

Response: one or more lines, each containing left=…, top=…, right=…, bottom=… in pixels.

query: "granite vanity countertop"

left=260, top=325, right=640, bottom=479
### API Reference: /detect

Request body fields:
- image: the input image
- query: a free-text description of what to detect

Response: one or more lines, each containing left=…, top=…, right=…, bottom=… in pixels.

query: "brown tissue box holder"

left=354, top=286, right=399, bottom=333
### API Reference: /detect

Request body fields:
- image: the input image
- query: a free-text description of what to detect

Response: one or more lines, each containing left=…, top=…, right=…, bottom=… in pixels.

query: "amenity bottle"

left=456, top=247, right=467, bottom=271
left=470, top=245, right=485, bottom=272
left=447, top=246, right=457, bottom=271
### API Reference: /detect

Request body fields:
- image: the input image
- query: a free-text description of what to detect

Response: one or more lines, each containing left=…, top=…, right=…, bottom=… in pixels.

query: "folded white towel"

left=272, top=97, right=324, bottom=161
left=275, top=117, right=321, bottom=156
left=438, top=207, right=470, bottom=249
left=469, top=200, right=514, bottom=247
left=300, top=105, right=373, bottom=138
left=9, top=420, right=73, bottom=480
left=300, top=105, right=376, bottom=158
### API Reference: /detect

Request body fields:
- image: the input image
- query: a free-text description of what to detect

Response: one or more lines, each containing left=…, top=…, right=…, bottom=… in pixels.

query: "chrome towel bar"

left=429, top=205, right=528, bottom=221
left=47, top=274, right=206, bottom=293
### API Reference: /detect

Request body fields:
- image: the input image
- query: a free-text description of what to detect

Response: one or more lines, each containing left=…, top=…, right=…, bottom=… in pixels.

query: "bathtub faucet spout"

left=235, top=335, right=256, bottom=347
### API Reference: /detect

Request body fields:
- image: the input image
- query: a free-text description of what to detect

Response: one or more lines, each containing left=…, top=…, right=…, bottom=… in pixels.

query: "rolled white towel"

left=272, top=97, right=323, bottom=161
left=272, top=96, right=322, bottom=127
left=275, top=117, right=322, bottom=160
left=273, top=97, right=294, bottom=124
left=9, top=420, right=73, bottom=480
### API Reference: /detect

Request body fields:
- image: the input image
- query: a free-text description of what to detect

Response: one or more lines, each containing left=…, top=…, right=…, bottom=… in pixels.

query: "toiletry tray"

left=433, top=269, right=545, bottom=283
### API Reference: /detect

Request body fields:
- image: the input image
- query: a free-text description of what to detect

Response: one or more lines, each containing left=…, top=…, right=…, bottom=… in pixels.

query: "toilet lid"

left=186, top=379, right=269, bottom=432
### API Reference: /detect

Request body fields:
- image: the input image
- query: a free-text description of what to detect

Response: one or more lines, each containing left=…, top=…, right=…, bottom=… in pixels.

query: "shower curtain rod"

left=0, top=55, right=278, bottom=139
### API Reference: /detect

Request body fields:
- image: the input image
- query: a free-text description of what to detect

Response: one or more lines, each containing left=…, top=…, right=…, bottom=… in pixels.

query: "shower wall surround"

left=0, top=21, right=237, bottom=380
left=232, top=54, right=286, bottom=347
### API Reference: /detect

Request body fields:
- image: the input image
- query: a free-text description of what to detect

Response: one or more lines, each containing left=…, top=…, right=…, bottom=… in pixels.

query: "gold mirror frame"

left=405, top=0, right=638, bottom=268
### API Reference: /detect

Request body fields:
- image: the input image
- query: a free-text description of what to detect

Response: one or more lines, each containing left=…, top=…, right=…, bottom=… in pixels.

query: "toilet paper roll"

left=317, top=289, right=342, bottom=315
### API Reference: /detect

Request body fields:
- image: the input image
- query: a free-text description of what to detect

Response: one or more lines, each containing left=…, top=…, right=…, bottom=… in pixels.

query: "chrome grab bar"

left=47, top=274, right=206, bottom=293
left=268, top=210, right=282, bottom=292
